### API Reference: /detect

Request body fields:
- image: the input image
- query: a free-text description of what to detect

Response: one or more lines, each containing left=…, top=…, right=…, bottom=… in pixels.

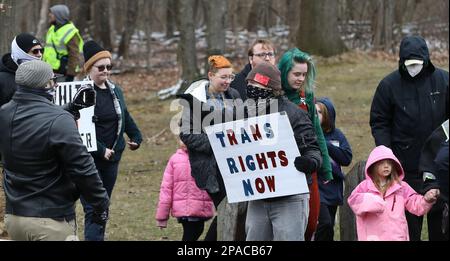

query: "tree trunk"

left=286, top=0, right=301, bottom=48
left=229, top=0, right=239, bottom=46
left=247, top=0, right=259, bottom=32
left=145, top=0, right=154, bottom=70
left=339, top=161, right=366, bottom=241
left=166, top=0, right=177, bottom=39
left=372, top=0, right=384, bottom=50
left=383, top=0, right=395, bottom=52
left=372, top=0, right=395, bottom=52
left=177, top=0, right=199, bottom=91
left=76, top=0, right=92, bottom=38
left=297, top=0, right=347, bottom=57
left=204, top=0, right=227, bottom=71
left=118, top=0, right=139, bottom=59
left=0, top=0, right=15, bottom=55
left=94, top=0, right=112, bottom=51
left=36, top=0, right=50, bottom=40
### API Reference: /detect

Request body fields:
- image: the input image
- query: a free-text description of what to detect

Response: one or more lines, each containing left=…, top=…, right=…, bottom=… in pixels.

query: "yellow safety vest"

left=43, top=23, right=84, bottom=73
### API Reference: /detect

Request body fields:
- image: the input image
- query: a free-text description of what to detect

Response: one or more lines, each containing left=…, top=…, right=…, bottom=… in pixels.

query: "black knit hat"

left=15, top=33, right=41, bottom=53
left=83, top=40, right=112, bottom=72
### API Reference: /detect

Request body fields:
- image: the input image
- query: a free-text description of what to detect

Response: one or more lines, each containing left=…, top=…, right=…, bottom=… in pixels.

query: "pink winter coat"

left=155, top=149, right=214, bottom=227
left=347, top=145, right=433, bottom=241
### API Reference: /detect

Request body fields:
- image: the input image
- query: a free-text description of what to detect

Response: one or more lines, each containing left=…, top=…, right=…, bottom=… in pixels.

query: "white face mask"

left=406, top=63, right=423, bottom=77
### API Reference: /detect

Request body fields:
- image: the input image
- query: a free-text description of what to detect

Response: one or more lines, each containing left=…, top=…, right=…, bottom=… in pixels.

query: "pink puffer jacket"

left=155, top=149, right=214, bottom=227
left=348, top=145, right=433, bottom=241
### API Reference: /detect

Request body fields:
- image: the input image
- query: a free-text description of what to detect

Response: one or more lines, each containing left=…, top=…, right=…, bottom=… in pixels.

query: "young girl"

left=348, top=145, right=439, bottom=241
left=315, top=98, right=352, bottom=241
left=155, top=138, right=215, bottom=241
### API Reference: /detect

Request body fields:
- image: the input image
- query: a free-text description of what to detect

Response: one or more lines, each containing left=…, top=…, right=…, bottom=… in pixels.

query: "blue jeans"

left=245, top=194, right=309, bottom=241
left=80, top=159, right=119, bottom=241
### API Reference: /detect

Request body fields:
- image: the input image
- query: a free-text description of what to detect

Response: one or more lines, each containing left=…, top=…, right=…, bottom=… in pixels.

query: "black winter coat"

left=178, top=80, right=242, bottom=194
left=0, top=88, right=109, bottom=218
left=246, top=96, right=322, bottom=174
left=370, top=36, right=449, bottom=179
left=0, top=53, right=18, bottom=107
left=230, top=63, right=252, bottom=101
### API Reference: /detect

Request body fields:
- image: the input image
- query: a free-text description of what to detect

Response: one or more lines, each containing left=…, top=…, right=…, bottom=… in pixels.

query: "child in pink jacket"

left=348, top=145, right=439, bottom=241
left=155, top=139, right=214, bottom=241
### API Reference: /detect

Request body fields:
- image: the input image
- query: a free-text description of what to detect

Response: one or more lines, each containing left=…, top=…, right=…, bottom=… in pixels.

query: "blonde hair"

left=316, top=102, right=332, bottom=133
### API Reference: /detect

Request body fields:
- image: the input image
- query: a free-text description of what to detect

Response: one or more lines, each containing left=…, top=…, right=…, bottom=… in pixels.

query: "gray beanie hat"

left=16, top=60, right=54, bottom=89
left=50, top=4, right=70, bottom=25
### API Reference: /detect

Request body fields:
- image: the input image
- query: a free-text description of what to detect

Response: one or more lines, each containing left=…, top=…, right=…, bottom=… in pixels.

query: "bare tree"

left=297, top=0, right=347, bottom=57
left=75, top=0, right=92, bottom=38
left=286, top=0, right=301, bottom=47
left=36, top=0, right=50, bottom=40
left=145, top=0, right=155, bottom=69
left=177, top=0, right=199, bottom=88
left=205, top=0, right=227, bottom=59
left=118, top=0, right=139, bottom=59
left=372, top=0, right=395, bottom=52
left=94, top=0, right=112, bottom=51
left=247, top=0, right=259, bottom=32
left=165, top=0, right=177, bottom=38
left=0, top=0, right=15, bottom=54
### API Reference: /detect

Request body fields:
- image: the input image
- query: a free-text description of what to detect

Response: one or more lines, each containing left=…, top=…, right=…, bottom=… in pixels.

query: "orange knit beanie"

left=208, top=55, right=232, bottom=69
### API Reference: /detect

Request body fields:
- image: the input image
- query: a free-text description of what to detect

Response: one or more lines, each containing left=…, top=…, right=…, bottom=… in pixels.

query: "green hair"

left=278, top=48, right=316, bottom=94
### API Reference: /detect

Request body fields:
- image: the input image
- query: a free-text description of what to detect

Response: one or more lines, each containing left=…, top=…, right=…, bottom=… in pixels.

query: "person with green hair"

left=278, top=48, right=333, bottom=241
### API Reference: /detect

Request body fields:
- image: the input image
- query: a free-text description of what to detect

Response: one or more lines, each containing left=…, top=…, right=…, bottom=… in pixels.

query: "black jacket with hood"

left=0, top=53, right=18, bottom=107
left=370, top=36, right=449, bottom=179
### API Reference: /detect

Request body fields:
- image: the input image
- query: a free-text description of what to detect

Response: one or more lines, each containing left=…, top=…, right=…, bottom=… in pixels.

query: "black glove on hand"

left=92, top=209, right=109, bottom=226
left=72, top=84, right=96, bottom=110
left=64, top=85, right=96, bottom=120
left=294, top=156, right=316, bottom=174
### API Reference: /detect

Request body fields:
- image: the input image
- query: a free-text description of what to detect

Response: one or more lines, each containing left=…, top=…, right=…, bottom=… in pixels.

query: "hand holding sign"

left=72, top=84, right=96, bottom=110
left=63, top=84, right=96, bottom=120
left=294, top=156, right=316, bottom=174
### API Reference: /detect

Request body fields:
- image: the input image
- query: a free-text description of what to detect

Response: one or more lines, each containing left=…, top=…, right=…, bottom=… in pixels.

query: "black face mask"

left=246, top=84, right=274, bottom=99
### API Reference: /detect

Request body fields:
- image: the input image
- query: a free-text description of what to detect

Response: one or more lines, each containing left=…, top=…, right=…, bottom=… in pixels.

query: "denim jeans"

left=80, top=159, right=119, bottom=241
left=245, top=194, right=309, bottom=241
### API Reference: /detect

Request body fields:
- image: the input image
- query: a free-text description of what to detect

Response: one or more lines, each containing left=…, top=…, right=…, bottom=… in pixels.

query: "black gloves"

left=294, top=156, right=316, bottom=174
left=72, top=84, right=96, bottom=110
left=63, top=85, right=96, bottom=120
left=92, top=209, right=109, bottom=226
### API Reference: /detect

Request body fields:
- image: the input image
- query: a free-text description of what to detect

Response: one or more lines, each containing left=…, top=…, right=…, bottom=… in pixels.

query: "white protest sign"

left=54, top=81, right=97, bottom=152
left=205, top=112, right=309, bottom=203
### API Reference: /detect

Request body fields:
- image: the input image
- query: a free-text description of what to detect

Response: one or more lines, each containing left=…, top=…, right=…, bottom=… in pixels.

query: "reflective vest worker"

left=43, top=4, right=83, bottom=82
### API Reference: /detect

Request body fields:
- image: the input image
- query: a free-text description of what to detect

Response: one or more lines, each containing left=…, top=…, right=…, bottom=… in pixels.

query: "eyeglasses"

left=253, top=52, right=275, bottom=59
left=31, top=48, right=44, bottom=55
left=217, top=74, right=235, bottom=81
left=95, top=64, right=113, bottom=72
left=49, top=76, right=58, bottom=87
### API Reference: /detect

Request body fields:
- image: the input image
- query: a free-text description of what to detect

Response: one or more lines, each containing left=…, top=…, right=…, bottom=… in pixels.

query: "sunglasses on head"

left=31, top=48, right=44, bottom=55
left=95, top=64, right=113, bottom=72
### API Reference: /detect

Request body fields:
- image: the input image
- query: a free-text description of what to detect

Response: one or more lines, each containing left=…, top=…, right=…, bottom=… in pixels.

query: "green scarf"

left=288, top=88, right=333, bottom=181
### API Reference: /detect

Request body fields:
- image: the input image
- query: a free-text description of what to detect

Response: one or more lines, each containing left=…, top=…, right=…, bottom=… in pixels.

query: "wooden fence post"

left=339, top=160, right=366, bottom=241
left=217, top=198, right=247, bottom=241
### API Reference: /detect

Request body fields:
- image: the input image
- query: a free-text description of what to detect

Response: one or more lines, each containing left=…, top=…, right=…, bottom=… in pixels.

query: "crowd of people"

left=0, top=4, right=448, bottom=241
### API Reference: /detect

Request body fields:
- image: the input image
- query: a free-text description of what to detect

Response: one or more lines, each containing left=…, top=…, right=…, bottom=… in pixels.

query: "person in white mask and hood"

left=370, top=35, right=448, bottom=241
left=0, top=33, right=43, bottom=107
